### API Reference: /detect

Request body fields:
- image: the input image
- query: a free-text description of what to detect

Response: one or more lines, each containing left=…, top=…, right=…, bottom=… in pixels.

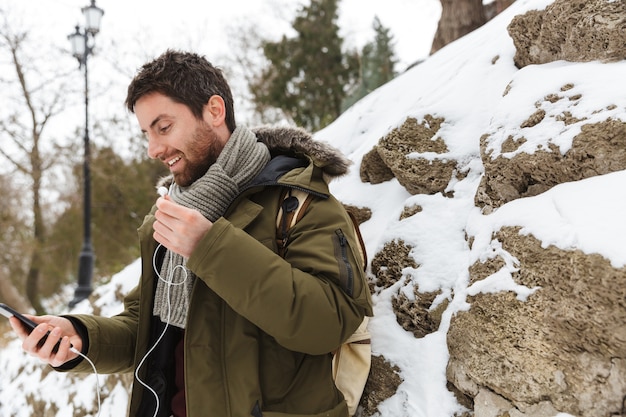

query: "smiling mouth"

left=167, top=155, right=182, bottom=167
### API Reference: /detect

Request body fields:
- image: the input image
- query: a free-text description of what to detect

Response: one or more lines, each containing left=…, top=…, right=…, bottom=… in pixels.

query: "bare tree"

left=0, top=8, right=75, bottom=313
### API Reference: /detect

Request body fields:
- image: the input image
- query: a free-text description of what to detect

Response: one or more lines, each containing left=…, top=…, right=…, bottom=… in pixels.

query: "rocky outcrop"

left=343, top=204, right=372, bottom=226
left=360, top=116, right=459, bottom=196
left=476, top=112, right=626, bottom=211
left=360, top=147, right=395, bottom=184
left=370, top=240, right=417, bottom=290
left=508, top=0, right=626, bottom=68
left=450, top=2, right=626, bottom=412
left=475, top=61, right=626, bottom=212
left=359, top=1, right=626, bottom=416
left=361, top=1, right=626, bottom=210
left=359, top=355, right=403, bottom=416
left=394, top=285, right=447, bottom=339
left=447, top=228, right=626, bottom=417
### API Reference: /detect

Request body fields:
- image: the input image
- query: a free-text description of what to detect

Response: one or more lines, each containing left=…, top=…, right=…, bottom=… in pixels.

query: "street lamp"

left=67, top=0, right=104, bottom=308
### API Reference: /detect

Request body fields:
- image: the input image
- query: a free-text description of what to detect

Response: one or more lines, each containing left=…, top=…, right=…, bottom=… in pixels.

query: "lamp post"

left=67, top=0, right=104, bottom=308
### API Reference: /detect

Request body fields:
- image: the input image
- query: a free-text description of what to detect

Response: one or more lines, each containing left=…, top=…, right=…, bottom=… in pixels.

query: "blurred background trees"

left=0, top=12, right=75, bottom=313
left=249, top=0, right=359, bottom=131
left=39, top=143, right=166, bottom=299
left=248, top=0, right=401, bottom=131
left=0, top=172, right=31, bottom=312
left=342, top=16, right=398, bottom=111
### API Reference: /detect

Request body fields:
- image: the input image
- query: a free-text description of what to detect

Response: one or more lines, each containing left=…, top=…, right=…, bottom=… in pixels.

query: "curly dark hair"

left=125, top=49, right=236, bottom=133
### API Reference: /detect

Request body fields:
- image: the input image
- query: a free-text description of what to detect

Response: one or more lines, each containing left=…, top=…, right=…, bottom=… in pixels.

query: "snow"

left=2, top=0, right=626, bottom=416
left=484, top=61, right=626, bottom=158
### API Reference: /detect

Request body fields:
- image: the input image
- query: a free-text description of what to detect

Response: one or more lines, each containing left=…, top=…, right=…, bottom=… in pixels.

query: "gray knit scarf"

left=153, top=126, right=271, bottom=328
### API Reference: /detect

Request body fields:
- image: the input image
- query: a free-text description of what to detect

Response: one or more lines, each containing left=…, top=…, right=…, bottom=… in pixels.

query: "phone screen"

left=0, top=303, right=61, bottom=353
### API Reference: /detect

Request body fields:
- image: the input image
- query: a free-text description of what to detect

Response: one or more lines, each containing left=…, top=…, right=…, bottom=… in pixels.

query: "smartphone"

left=0, top=303, right=62, bottom=353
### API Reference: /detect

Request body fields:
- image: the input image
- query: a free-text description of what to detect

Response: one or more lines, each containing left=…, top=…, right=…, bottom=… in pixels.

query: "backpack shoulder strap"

left=276, top=187, right=314, bottom=257
left=275, top=187, right=368, bottom=270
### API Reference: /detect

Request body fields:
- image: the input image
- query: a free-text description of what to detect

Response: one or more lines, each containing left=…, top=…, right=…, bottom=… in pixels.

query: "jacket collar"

left=252, top=126, right=351, bottom=179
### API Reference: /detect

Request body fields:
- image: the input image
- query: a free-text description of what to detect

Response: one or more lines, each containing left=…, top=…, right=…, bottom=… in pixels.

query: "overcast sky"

left=14, top=0, right=441, bottom=70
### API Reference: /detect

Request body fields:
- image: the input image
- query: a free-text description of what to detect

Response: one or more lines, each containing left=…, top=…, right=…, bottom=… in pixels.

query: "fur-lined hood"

left=252, top=126, right=351, bottom=177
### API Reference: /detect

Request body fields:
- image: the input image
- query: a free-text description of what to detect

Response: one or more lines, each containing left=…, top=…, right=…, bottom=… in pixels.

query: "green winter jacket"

left=63, top=127, right=373, bottom=417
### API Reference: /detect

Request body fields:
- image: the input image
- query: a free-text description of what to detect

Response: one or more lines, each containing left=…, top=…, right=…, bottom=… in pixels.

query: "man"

left=10, top=49, right=372, bottom=417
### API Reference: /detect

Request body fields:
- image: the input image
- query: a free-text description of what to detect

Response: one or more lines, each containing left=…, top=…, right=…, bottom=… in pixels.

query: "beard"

left=173, top=122, right=225, bottom=187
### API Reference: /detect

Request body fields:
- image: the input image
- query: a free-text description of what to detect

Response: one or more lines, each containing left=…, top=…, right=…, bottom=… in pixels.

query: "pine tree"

left=250, top=0, right=358, bottom=131
left=343, top=16, right=398, bottom=110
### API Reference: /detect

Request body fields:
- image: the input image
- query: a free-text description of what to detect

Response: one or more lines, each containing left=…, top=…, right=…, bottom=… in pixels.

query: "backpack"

left=276, top=187, right=371, bottom=417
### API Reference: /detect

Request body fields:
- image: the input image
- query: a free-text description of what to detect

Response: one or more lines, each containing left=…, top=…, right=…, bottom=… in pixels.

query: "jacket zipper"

left=334, top=229, right=354, bottom=297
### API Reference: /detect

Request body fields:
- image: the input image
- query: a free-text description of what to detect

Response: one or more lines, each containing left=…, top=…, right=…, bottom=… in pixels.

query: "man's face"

left=135, top=92, right=225, bottom=187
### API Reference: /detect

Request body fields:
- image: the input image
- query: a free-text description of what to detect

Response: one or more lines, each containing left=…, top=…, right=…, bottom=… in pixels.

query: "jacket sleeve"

left=59, top=284, right=140, bottom=374
left=187, top=193, right=373, bottom=355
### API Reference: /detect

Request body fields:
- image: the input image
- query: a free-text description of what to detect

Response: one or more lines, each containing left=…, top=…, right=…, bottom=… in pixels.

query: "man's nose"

left=147, top=135, right=165, bottom=160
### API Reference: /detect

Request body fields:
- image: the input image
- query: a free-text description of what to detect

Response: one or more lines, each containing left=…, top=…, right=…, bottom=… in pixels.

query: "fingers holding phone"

left=21, top=318, right=74, bottom=366
left=4, top=308, right=82, bottom=367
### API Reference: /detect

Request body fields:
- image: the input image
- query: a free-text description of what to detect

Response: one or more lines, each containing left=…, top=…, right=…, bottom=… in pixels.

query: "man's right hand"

left=9, top=315, right=83, bottom=367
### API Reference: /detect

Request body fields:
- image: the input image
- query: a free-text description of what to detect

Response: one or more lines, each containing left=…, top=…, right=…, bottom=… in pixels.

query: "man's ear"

left=203, top=95, right=226, bottom=127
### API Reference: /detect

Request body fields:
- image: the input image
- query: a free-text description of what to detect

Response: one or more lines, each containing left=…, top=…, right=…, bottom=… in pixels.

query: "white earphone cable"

left=134, top=242, right=188, bottom=417
left=69, top=346, right=101, bottom=417
left=74, top=186, right=185, bottom=417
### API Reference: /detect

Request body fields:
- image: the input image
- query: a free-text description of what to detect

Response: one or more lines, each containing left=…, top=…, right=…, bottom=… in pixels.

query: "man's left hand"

left=153, top=196, right=213, bottom=258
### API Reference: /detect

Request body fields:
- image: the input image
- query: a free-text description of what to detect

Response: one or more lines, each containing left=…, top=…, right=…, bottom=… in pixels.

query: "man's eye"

left=159, top=125, right=171, bottom=134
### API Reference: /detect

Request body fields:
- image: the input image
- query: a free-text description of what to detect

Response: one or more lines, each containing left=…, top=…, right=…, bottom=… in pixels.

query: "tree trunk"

left=485, top=0, right=517, bottom=20
left=26, top=149, right=45, bottom=314
left=0, top=272, right=31, bottom=313
left=431, top=0, right=487, bottom=54
left=495, top=0, right=516, bottom=13
left=26, top=247, right=44, bottom=314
